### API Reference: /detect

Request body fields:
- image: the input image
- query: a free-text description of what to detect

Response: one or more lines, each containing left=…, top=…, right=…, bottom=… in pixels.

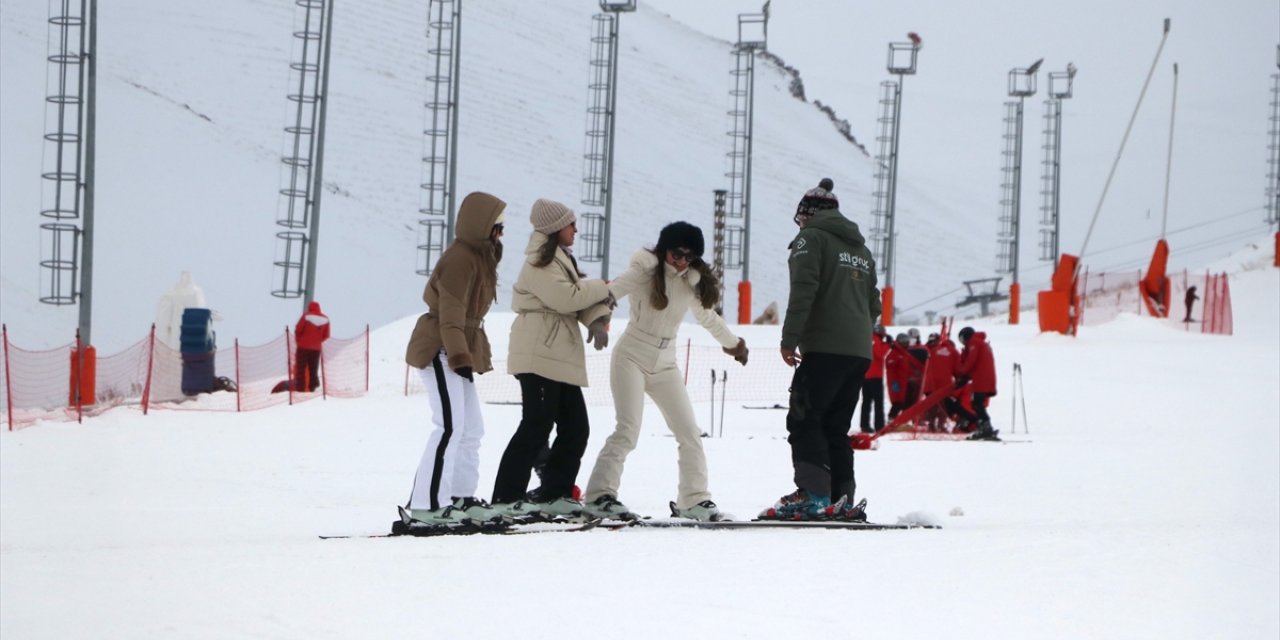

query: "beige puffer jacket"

left=609, top=249, right=739, bottom=350
left=507, top=232, right=613, bottom=387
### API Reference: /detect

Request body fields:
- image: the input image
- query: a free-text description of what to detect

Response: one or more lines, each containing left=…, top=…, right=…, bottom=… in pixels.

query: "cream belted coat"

left=506, top=233, right=613, bottom=387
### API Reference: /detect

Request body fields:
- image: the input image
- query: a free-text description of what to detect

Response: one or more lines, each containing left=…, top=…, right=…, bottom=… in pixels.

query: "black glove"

left=953, top=375, right=969, bottom=388
left=456, top=366, right=474, bottom=382
left=586, top=317, right=609, bottom=351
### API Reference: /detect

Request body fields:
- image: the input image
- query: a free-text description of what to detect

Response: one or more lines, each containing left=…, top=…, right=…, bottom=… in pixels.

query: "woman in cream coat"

left=583, top=222, right=748, bottom=522
left=491, top=199, right=613, bottom=518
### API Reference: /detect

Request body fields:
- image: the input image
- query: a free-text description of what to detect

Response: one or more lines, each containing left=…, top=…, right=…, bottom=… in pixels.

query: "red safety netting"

left=1077, top=268, right=1233, bottom=335
left=2, top=325, right=369, bottom=429
left=406, top=340, right=793, bottom=409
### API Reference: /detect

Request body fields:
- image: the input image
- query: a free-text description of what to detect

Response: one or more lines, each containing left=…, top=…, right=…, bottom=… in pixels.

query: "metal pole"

left=302, top=0, right=336, bottom=310
left=1160, top=63, right=1178, bottom=239
left=884, top=80, right=904, bottom=288
left=445, top=0, right=461, bottom=242
left=78, top=0, right=97, bottom=346
left=600, top=15, right=621, bottom=280
left=1012, top=97, right=1023, bottom=285
left=742, top=51, right=756, bottom=281
left=1051, top=99, right=1063, bottom=263
left=1078, top=19, right=1170, bottom=262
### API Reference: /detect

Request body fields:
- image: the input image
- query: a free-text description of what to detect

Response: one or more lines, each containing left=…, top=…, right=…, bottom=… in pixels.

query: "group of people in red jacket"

left=859, top=323, right=999, bottom=441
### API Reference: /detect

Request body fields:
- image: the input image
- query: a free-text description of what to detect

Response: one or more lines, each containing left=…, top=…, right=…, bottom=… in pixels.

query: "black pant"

left=972, top=392, right=994, bottom=425
left=786, top=352, right=870, bottom=501
left=295, top=348, right=321, bottom=391
left=491, top=374, right=589, bottom=504
left=859, top=378, right=884, bottom=433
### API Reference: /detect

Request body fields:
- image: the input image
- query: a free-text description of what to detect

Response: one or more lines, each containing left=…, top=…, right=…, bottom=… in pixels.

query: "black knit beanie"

left=655, top=222, right=705, bottom=258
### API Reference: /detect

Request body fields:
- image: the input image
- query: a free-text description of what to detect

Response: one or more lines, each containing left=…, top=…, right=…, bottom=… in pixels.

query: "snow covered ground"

left=2, top=244, right=1276, bottom=639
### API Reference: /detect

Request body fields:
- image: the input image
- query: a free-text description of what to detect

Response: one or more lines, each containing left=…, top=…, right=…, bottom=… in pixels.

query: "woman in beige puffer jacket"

left=491, top=199, right=613, bottom=516
left=583, top=222, right=749, bottom=522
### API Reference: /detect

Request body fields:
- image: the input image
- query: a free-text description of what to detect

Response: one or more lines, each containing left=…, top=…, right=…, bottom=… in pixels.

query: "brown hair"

left=532, top=233, right=586, bottom=277
left=647, top=249, right=720, bottom=311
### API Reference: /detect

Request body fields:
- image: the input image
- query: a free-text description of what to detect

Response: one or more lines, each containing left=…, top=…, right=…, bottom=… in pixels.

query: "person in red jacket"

left=920, top=332, right=957, bottom=432
left=294, top=301, right=331, bottom=392
left=885, top=333, right=916, bottom=419
left=954, top=326, right=999, bottom=441
left=859, top=325, right=891, bottom=433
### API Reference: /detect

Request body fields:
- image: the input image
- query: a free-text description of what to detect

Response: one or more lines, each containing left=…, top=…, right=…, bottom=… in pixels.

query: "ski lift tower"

left=724, top=7, right=768, bottom=323
left=272, top=0, right=336, bottom=309
left=417, top=0, right=462, bottom=276
left=38, top=0, right=98, bottom=339
left=869, top=33, right=921, bottom=327
left=1039, top=64, right=1077, bottom=268
left=1266, top=44, right=1280, bottom=235
left=579, top=0, right=636, bottom=280
left=996, top=58, right=1042, bottom=325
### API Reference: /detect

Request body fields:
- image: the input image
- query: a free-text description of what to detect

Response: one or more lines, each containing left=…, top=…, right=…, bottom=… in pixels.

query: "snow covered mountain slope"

left=4, top=0, right=976, bottom=351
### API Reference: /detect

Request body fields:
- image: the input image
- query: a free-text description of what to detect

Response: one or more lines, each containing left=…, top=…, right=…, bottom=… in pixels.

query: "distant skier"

left=293, top=301, right=330, bottom=392
left=954, top=326, right=1000, bottom=441
left=490, top=199, right=613, bottom=521
left=1183, top=285, right=1199, bottom=323
left=767, top=178, right=880, bottom=521
left=582, top=222, right=748, bottom=523
left=402, top=192, right=508, bottom=526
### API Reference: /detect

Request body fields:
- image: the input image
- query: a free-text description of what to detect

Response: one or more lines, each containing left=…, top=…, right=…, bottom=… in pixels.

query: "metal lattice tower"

left=1267, top=45, right=1280, bottom=231
left=39, top=0, right=98, bottom=344
left=273, top=0, right=335, bottom=308
left=578, top=1, right=635, bottom=279
left=996, top=59, right=1042, bottom=285
left=417, top=0, right=461, bottom=276
left=868, top=36, right=920, bottom=289
left=1039, top=65, right=1076, bottom=263
left=724, top=10, right=767, bottom=280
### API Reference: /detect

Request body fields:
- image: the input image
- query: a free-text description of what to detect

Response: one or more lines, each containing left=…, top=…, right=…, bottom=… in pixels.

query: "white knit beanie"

left=530, top=199, right=576, bottom=234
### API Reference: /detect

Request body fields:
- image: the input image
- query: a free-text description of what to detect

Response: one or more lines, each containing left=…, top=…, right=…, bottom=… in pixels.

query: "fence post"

left=683, top=338, right=691, bottom=386
left=142, top=324, right=156, bottom=415
left=365, top=324, right=370, bottom=392
left=285, top=327, right=294, bottom=406
left=2, top=325, right=13, bottom=430
left=235, top=338, right=242, bottom=412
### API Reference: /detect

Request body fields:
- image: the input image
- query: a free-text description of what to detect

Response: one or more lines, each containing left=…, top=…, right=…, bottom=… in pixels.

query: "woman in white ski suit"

left=584, top=222, right=748, bottom=520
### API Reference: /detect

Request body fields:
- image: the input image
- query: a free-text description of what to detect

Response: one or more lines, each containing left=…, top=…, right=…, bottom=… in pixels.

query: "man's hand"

left=456, top=366, right=474, bottom=382
left=780, top=348, right=801, bottom=367
left=953, top=375, right=969, bottom=388
left=586, top=317, right=609, bottom=351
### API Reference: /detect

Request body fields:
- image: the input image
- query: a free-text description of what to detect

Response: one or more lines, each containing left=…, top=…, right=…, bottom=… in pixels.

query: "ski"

left=742, top=403, right=787, bottom=410
left=320, top=518, right=604, bottom=540
left=603, top=519, right=937, bottom=531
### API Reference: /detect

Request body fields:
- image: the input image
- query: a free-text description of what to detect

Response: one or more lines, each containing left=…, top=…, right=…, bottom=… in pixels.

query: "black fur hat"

left=655, top=221, right=704, bottom=258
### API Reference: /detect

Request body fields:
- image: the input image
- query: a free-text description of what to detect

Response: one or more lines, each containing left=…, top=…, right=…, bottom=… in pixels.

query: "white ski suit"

left=584, top=249, right=740, bottom=509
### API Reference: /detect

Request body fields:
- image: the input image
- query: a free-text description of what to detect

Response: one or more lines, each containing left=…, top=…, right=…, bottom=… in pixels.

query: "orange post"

left=1274, top=231, right=1279, bottom=268
left=737, top=281, right=752, bottom=324
left=1009, top=282, right=1021, bottom=325
left=880, top=287, right=894, bottom=327
left=69, top=345, right=97, bottom=407
left=1039, top=254, right=1079, bottom=334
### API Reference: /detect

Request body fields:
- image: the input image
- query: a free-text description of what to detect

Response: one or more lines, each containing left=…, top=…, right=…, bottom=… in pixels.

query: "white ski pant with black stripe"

left=585, top=332, right=712, bottom=510
left=408, top=350, right=485, bottom=511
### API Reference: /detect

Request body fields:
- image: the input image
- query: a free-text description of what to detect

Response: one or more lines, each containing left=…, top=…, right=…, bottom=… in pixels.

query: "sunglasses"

left=492, top=223, right=505, bottom=233
left=669, top=248, right=699, bottom=262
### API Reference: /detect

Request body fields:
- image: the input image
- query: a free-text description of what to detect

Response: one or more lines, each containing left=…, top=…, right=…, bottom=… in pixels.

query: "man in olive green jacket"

left=403, top=191, right=506, bottom=525
left=766, top=179, right=880, bottom=522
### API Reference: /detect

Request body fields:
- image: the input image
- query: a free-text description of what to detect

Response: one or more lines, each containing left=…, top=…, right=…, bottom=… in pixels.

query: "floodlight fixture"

left=599, top=0, right=635, bottom=13
left=736, top=12, right=767, bottom=50
left=887, top=33, right=921, bottom=75
left=1008, top=58, right=1042, bottom=97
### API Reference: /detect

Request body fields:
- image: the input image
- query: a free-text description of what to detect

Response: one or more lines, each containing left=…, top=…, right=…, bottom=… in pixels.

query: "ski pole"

left=719, top=370, right=727, bottom=437
left=1017, top=364, right=1030, bottom=434
left=710, top=369, right=716, bottom=438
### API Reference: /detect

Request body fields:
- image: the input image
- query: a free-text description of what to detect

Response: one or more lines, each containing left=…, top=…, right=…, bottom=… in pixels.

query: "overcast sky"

left=642, top=0, right=1279, bottom=283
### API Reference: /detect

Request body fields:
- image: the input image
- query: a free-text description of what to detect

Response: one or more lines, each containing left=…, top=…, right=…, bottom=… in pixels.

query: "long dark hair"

left=648, top=250, right=720, bottom=311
